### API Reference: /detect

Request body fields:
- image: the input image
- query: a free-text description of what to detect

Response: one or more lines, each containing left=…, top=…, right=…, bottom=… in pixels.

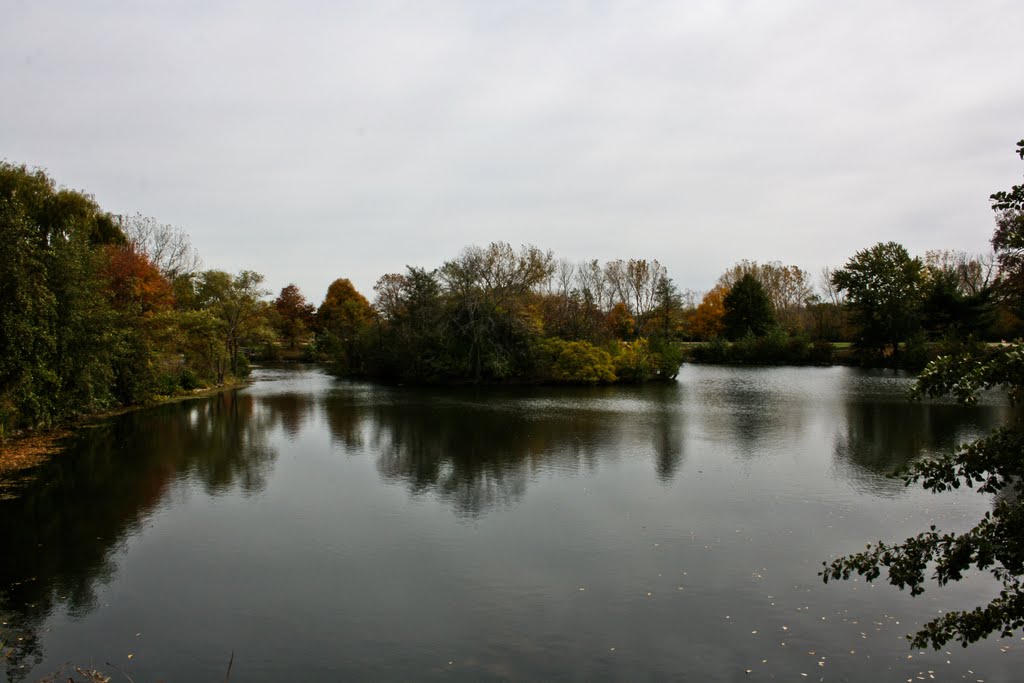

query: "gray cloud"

left=3, top=0, right=1022, bottom=301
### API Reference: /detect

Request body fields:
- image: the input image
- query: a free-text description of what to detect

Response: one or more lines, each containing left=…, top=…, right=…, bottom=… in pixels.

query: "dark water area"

left=1, top=364, right=1021, bottom=681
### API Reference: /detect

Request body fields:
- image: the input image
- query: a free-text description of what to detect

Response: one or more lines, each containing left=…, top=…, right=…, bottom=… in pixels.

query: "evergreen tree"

left=722, top=273, right=774, bottom=340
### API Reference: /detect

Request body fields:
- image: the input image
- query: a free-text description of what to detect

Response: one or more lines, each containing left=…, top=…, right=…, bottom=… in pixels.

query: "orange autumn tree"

left=688, top=285, right=728, bottom=340
left=100, top=245, right=179, bottom=402
left=317, top=278, right=375, bottom=373
left=102, top=245, right=175, bottom=315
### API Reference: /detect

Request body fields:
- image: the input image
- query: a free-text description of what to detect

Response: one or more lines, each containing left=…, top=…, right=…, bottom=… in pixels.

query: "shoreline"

left=0, top=379, right=250, bottom=490
left=0, top=352, right=907, bottom=486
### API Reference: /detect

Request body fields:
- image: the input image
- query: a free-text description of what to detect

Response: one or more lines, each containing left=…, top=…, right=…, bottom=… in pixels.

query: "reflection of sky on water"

left=0, top=364, right=1018, bottom=682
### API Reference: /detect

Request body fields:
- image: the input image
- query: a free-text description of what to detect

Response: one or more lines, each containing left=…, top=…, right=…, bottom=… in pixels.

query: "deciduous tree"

left=831, top=242, right=924, bottom=359
left=273, top=284, right=315, bottom=349
left=688, top=286, right=728, bottom=340
left=317, top=278, right=374, bottom=373
left=605, top=258, right=667, bottom=333
left=102, top=246, right=175, bottom=316
left=117, top=213, right=201, bottom=281
left=439, top=243, right=554, bottom=381
left=194, top=270, right=271, bottom=380
left=0, top=163, right=126, bottom=430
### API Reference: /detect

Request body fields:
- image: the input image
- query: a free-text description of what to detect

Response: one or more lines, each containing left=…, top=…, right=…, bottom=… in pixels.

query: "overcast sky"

left=3, top=0, right=1022, bottom=302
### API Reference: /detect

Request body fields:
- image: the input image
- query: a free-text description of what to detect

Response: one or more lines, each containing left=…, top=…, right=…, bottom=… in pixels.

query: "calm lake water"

left=1, top=364, right=1021, bottom=681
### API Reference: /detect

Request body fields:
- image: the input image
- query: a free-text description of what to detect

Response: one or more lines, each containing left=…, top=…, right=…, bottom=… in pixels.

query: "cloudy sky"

left=3, top=0, right=1022, bottom=302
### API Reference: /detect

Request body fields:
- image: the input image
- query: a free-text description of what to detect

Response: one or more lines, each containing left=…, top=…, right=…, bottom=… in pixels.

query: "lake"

left=1, top=364, right=1021, bottom=681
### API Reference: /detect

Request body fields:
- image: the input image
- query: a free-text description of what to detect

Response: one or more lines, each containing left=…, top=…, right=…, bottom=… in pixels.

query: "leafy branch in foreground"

left=821, top=343, right=1024, bottom=649
left=823, top=139, right=1024, bottom=650
left=989, top=139, right=1024, bottom=212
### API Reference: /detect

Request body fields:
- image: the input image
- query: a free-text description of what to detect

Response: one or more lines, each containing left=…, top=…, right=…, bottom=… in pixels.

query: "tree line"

left=0, top=163, right=274, bottom=438
left=686, top=244, right=1012, bottom=366
left=336, top=245, right=686, bottom=384
left=5, top=154, right=1024, bottom=436
left=314, top=238, right=1016, bottom=379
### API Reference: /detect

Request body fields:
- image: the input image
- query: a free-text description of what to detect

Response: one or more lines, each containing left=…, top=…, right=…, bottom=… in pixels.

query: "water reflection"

left=366, top=391, right=618, bottom=516
left=832, top=373, right=1010, bottom=496
left=652, top=390, right=685, bottom=482
left=684, top=368, right=812, bottom=456
left=338, top=383, right=685, bottom=515
left=0, top=365, right=1014, bottom=681
left=0, top=391, right=277, bottom=679
left=322, top=392, right=368, bottom=451
left=259, top=391, right=316, bottom=438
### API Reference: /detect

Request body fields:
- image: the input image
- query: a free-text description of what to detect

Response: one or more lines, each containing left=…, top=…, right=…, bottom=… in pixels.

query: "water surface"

left=1, top=365, right=1020, bottom=681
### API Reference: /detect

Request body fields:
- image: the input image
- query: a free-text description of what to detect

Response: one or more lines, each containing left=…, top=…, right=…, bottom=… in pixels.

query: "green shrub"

left=179, top=368, right=201, bottom=390
left=649, top=338, right=684, bottom=379
left=690, top=330, right=834, bottom=366
left=536, top=337, right=616, bottom=384
left=612, top=339, right=657, bottom=382
left=155, top=373, right=180, bottom=396
left=690, top=336, right=730, bottom=363
left=233, top=353, right=252, bottom=378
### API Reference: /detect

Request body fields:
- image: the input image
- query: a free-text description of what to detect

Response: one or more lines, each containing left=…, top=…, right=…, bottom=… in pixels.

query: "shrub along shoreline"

left=685, top=333, right=836, bottom=367
left=0, top=378, right=249, bottom=489
left=682, top=335, right=997, bottom=371
left=0, top=335, right=1001, bottom=494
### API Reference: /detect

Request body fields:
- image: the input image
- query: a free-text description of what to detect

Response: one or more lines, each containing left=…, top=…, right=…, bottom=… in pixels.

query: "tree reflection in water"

left=0, top=390, right=277, bottom=680
left=833, top=387, right=1010, bottom=496
left=684, top=369, right=811, bottom=457
left=317, top=382, right=689, bottom=516
left=367, top=392, right=614, bottom=517
left=0, top=366, right=1013, bottom=681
